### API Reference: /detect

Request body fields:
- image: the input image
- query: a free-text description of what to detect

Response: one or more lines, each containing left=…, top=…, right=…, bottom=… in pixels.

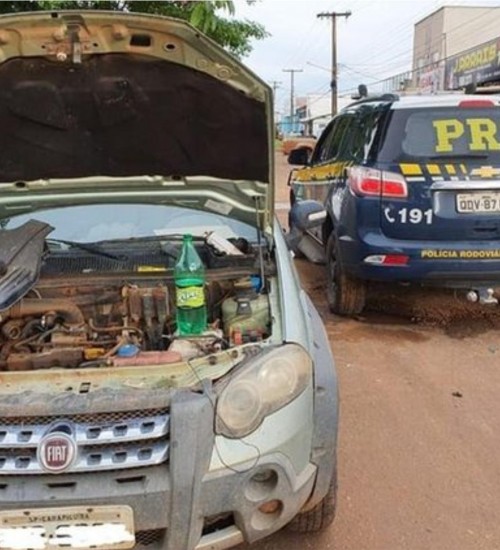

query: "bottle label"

left=176, top=286, right=205, bottom=308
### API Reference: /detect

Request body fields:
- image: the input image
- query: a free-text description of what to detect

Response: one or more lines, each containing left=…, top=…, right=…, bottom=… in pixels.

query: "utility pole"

left=269, top=80, right=281, bottom=99
left=317, top=10, right=351, bottom=116
left=283, top=68, right=303, bottom=132
left=269, top=80, right=282, bottom=135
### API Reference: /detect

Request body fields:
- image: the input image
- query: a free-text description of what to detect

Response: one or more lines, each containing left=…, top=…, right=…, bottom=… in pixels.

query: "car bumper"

left=340, top=231, right=500, bottom=286
left=0, top=391, right=318, bottom=550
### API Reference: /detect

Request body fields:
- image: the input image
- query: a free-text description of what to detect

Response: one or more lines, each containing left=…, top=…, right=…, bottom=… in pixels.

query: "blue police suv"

left=288, top=91, right=500, bottom=315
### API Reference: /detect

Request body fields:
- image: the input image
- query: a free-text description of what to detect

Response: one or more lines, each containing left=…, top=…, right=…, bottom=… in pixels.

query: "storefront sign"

left=445, top=37, right=500, bottom=89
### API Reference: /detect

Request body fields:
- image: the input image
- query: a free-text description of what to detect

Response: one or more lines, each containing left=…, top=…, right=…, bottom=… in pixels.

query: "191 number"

left=384, top=207, right=433, bottom=225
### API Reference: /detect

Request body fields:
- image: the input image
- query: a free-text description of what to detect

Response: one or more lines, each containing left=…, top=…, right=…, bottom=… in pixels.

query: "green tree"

left=0, top=1, right=268, bottom=58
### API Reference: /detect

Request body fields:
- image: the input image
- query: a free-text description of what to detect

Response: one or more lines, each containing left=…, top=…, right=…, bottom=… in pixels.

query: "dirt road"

left=238, top=153, right=500, bottom=550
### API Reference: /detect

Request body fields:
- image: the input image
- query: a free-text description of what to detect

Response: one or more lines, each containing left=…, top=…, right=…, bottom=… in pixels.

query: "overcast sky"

left=235, top=0, right=500, bottom=113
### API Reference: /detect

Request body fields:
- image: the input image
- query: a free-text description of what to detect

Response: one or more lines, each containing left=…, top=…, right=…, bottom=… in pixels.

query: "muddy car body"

left=0, top=10, right=338, bottom=550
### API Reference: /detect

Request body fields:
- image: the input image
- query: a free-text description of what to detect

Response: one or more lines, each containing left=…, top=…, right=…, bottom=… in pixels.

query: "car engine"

left=0, top=275, right=271, bottom=372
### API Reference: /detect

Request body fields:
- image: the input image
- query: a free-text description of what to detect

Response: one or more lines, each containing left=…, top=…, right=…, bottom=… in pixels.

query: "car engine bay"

left=0, top=222, right=274, bottom=372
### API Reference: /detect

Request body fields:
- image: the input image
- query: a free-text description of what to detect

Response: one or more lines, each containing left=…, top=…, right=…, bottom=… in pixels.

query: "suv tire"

left=287, top=470, right=337, bottom=533
left=326, top=233, right=366, bottom=315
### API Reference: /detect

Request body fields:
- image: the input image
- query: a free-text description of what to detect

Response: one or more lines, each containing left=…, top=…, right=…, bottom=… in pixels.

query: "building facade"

left=413, top=6, right=500, bottom=91
left=278, top=93, right=352, bottom=136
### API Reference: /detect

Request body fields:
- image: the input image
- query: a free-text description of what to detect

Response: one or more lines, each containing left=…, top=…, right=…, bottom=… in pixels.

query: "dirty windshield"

left=0, top=204, right=258, bottom=244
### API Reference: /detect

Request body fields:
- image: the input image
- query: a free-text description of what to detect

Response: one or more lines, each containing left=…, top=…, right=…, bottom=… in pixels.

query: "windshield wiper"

left=95, top=234, right=206, bottom=244
left=46, top=239, right=126, bottom=261
left=91, top=235, right=208, bottom=260
left=428, top=154, right=489, bottom=160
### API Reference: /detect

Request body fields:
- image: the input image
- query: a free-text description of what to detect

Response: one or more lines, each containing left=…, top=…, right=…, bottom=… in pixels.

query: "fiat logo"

left=38, top=426, right=77, bottom=474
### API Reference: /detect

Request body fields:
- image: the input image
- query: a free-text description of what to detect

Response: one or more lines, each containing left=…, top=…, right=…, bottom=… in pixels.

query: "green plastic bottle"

left=174, top=234, right=207, bottom=335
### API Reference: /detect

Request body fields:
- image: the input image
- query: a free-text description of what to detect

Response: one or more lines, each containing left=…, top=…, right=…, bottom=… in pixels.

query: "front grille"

left=135, top=529, right=166, bottom=547
left=0, top=408, right=167, bottom=426
left=0, top=409, right=170, bottom=475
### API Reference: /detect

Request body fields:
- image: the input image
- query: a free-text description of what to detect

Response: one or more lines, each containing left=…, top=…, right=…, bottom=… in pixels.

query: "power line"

left=350, top=5, right=500, bottom=78
left=307, top=59, right=380, bottom=82
left=307, top=89, right=332, bottom=108
left=339, top=63, right=380, bottom=82
left=338, top=35, right=494, bottom=96
left=281, top=17, right=322, bottom=69
left=343, top=2, right=435, bottom=69
left=338, top=5, right=500, bottom=95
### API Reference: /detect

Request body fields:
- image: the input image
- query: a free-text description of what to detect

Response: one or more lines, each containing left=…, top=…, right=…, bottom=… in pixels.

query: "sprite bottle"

left=174, top=234, right=207, bottom=335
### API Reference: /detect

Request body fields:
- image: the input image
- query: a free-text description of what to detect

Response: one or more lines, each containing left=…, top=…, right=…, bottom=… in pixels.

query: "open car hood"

left=0, top=10, right=274, bottom=230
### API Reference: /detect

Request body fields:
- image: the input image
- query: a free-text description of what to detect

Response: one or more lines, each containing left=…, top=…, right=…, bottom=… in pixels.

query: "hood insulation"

left=0, top=54, right=269, bottom=183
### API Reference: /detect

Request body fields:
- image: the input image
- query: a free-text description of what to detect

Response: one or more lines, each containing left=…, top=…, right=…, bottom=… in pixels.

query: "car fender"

left=299, top=291, right=339, bottom=510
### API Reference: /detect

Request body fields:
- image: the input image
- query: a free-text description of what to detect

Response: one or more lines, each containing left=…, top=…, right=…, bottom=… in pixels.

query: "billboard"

left=445, top=37, right=500, bottom=89
left=417, top=64, right=444, bottom=93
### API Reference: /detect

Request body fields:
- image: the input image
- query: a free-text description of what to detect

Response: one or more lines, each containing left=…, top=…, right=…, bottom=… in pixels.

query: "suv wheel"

left=287, top=469, right=337, bottom=533
left=326, top=233, right=366, bottom=315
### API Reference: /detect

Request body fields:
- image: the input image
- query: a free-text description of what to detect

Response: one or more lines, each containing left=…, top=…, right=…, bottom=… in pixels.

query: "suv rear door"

left=291, top=115, right=352, bottom=240
left=293, top=115, right=352, bottom=199
left=376, top=99, right=500, bottom=241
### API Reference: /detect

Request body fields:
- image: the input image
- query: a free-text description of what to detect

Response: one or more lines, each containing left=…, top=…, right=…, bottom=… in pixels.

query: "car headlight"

left=216, top=344, right=312, bottom=438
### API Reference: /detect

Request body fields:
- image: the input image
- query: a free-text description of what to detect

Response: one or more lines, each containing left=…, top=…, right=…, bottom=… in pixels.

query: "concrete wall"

left=443, top=6, right=500, bottom=57
left=303, top=94, right=353, bottom=136
left=413, top=8, right=445, bottom=73
left=412, top=6, right=500, bottom=91
left=413, top=6, right=500, bottom=66
left=413, top=8, right=445, bottom=92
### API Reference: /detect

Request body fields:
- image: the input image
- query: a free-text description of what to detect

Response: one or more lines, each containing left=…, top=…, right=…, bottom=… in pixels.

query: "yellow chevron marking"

left=293, top=161, right=344, bottom=182
left=426, top=164, right=441, bottom=175
left=400, top=163, right=422, bottom=176
left=445, top=164, right=456, bottom=175
left=460, top=164, right=468, bottom=175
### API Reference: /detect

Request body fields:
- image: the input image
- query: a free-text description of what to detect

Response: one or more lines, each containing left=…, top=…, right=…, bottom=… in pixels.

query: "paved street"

left=237, top=153, right=500, bottom=550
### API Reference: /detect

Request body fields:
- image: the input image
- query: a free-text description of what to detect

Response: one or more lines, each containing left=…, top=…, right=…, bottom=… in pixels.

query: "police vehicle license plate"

left=457, top=192, right=500, bottom=213
left=0, top=505, right=135, bottom=550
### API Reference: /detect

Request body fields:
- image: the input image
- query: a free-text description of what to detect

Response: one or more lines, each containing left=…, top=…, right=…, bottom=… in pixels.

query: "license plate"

left=0, top=505, right=135, bottom=550
left=456, top=192, right=500, bottom=213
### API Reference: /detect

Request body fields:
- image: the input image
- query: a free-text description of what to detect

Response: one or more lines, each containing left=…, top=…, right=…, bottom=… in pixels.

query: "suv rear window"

left=377, top=106, right=500, bottom=162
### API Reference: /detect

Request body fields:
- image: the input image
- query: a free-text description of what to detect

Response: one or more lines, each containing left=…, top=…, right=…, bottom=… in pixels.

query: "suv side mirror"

left=288, top=147, right=311, bottom=166
left=289, top=200, right=327, bottom=231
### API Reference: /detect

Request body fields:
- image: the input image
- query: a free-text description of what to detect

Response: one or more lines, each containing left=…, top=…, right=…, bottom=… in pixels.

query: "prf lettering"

left=433, top=118, right=500, bottom=153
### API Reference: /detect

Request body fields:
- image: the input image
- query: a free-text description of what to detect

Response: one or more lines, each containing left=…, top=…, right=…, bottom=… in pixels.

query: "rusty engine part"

left=0, top=283, right=175, bottom=371
left=7, top=348, right=83, bottom=371
left=1, top=319, right=24, bottom=340
left=3, top=298, right=85, bottom=325
left=122, top=285, right=170, bottom=349
left=112, top=350, right=182, bottom=367
left=0, top=278, right=241, bottom=371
